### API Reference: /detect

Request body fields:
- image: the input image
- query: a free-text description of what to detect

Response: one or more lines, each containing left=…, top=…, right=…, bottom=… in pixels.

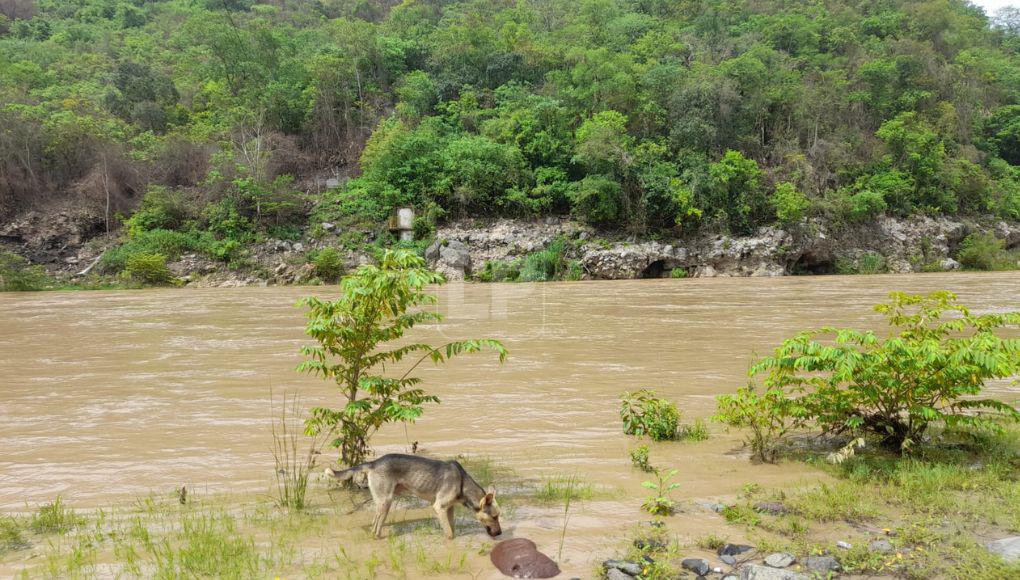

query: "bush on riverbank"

left=717, top=291, right=1020, bottom=458
left=956, top=232, right=1019, bottom=270
left=0, top=251, right=51, bottom=291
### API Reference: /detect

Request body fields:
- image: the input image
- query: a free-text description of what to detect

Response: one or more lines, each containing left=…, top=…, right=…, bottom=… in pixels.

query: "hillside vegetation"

left=1, top=0, right=1019, bottom=272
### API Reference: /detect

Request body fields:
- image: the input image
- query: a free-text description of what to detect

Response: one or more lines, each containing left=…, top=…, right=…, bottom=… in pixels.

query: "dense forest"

left=2, top=0, right=1019, bottom=260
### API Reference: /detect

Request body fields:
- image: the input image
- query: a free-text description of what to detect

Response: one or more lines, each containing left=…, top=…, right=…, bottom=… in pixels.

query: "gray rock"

left=939, top=258, right=961, bottom=271
left=986, top=536, right=1020, bottom=563
left=696, top=500, right=726, bottom=513
left=869, top=539, right=894, bottom=554
left=804, top=555, right=841, bottom=573
left=718, top=543, right=755, bottom=557
left=721, top=554, right=737, bottom=565
left=603, top=559, right=642, bottom=576
left=321, top=222, right=335, bottom=231
left=605, top=569, right=631, bottom=580
left=681, top=558, right=711, bottom=576
left=739, top=563, right=809, bottom=580
left=292, top=242, right=305, bottom=253
left=753, top=502, right=788, bottom=515
left=764, top=552, right=796, bottom=568
left=836, top=541, right=852, bottom=550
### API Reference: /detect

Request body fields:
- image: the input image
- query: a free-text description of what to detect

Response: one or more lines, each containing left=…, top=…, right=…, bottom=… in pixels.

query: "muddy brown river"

left=1, top=273, right=1018, bottom=575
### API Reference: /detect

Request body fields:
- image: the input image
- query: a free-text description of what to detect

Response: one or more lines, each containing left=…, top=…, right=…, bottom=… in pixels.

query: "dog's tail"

left=324, top=462, right=371, bottom=482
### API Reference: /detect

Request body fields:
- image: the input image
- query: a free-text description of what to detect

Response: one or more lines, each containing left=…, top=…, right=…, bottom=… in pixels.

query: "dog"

left=325, top=453, right=502, bottom=539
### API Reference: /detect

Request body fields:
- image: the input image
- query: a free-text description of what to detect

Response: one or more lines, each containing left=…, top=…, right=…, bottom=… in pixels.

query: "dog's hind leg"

left=372, top=500, right=393, bottom=538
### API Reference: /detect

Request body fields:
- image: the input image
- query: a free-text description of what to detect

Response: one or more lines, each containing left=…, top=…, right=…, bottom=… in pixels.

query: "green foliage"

left=3, top=0, right=1020, bottom=247
left=0, top=250, right=51, bottom=291
left=298, top=250, right=507, bottom=468
left=956, top=232, right=1016, bottom=271
left=670, top=267, right=687, bottom=279
left=124, top=186, right=194, bottom=237
left=715, top=384, right=802, bottom=463
left=630, top=444, right=653, bottom=472
left=641, top=468, right=680, bottom=516
left=677, top=419, right=710, bottom=442
left=30, top=498, right=84, bottom=535
left=308, top=247, right=344, bottom=282
left=0, top=516, right=29, bottom=555
left=620, top=389, right=681, bottom=442
left=739, top=291, right=1020, bottom=454
left=773, top=182, right=809, bottom=224
left=124, top=253, right=174, bottom=285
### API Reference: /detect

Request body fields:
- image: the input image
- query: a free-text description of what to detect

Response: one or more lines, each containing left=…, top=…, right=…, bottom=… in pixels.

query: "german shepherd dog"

left=325, top=454, right=502, bottom=539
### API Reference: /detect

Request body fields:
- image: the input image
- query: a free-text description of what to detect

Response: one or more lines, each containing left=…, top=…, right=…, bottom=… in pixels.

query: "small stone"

left=764, top=552, right=796, bottom=568
left=603, top=560, right=642, bottom=576
left=986, top=536, right=1020, bottom=563
left=717, top=543, right=755, bottom=557
left=739, top=564, right=810, bottom=580
left=804, top=555, right=841, bottom=573
left=721, top=554, right=737, bottom=565
left=321, top=222, right=335, bottom=231
left=682, top=558, right=711, bottom=576
left=753, top=502, right=788, bottom=515
left=836, top=541, right=852, bottom=550
left=605, top=570, right=632, bottom=580
left=292, top=242, right=304, bottom=253
left=697, top=500, right=727, bottom=513
left=869, top=539, right=894, bottom=554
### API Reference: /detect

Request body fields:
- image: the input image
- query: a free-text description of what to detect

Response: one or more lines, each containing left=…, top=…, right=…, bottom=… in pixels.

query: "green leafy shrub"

left=715, top=384, right=802, bottom=462
left=0, top=251, right=50, bottom=291
left=124, top=185, right=194, bottom=236
left=641, top=468, right=680, bottom=516
left=729, top=291, right=1020, bottom=455
left=620, top=389, right=681, bottom=441
left=101, top=229, right=204, bottom=273
left=774, top=182, right=810, bottom=224
left=518, top=238, right=572, bottom=282
left=955, top=232, right=1013, bottom=271
left=309, top=247, right=344, bottom=282
left=670, top=267, right=687, bottom=279
left=125, top=253, right=174, bottom=285
left=630, top=444, right=653, bottom=472
left=477, top=260, right=521, bottom=282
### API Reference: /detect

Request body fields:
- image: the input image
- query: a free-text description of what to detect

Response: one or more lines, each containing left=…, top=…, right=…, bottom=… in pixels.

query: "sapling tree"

left=298, top=250, right=507, bottom=469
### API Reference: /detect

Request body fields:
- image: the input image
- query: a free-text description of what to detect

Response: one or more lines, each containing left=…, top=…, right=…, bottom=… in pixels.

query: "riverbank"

left=2, top=426, right=1018, bottom=579
left=2, top=208, right=1018, bottom=290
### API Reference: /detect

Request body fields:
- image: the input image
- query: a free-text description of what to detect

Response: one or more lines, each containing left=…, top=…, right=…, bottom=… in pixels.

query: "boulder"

left=739, top=564, right=809, bottom=580
left=763, top=553, right=795, bottom=568
left=681, top=558, right=711, bottom=576
left=939, top=258, right=961, bottom=271
left=869, top=540, right=894, bottom=554
left=489, top=538, right=560, bottom=578
left=603, top=559, right=642, bottom=576
left=426, top=239, right=473, bottom=280
left=718, top=544, right=755, bottom=557
left=986, top=536, right=1020, bottom=563
left=804, top=555, right=841, bottom=574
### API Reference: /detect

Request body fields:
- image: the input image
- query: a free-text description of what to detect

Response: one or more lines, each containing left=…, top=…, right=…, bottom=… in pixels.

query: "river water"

left=1, top=273, right=1018, bottom=573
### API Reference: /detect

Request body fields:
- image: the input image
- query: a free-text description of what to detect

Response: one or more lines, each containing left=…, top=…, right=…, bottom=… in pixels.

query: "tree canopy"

left=2, top=0, right=1019, bottom=234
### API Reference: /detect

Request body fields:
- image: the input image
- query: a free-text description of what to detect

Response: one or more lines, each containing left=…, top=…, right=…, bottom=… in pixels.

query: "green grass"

left=29, top=498, right=84, bottom=535
left=533, top=475, right=603, bottom=504
left=0, top=516, right=30, bottom=555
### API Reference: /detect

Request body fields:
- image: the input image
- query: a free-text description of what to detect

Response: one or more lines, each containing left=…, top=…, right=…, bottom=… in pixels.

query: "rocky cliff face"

left=427, top=216, right=1020, bottom=280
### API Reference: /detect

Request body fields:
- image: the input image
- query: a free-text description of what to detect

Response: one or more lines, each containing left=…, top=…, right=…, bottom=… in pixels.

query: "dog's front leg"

left=434, top=503, right=455, bottom=539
